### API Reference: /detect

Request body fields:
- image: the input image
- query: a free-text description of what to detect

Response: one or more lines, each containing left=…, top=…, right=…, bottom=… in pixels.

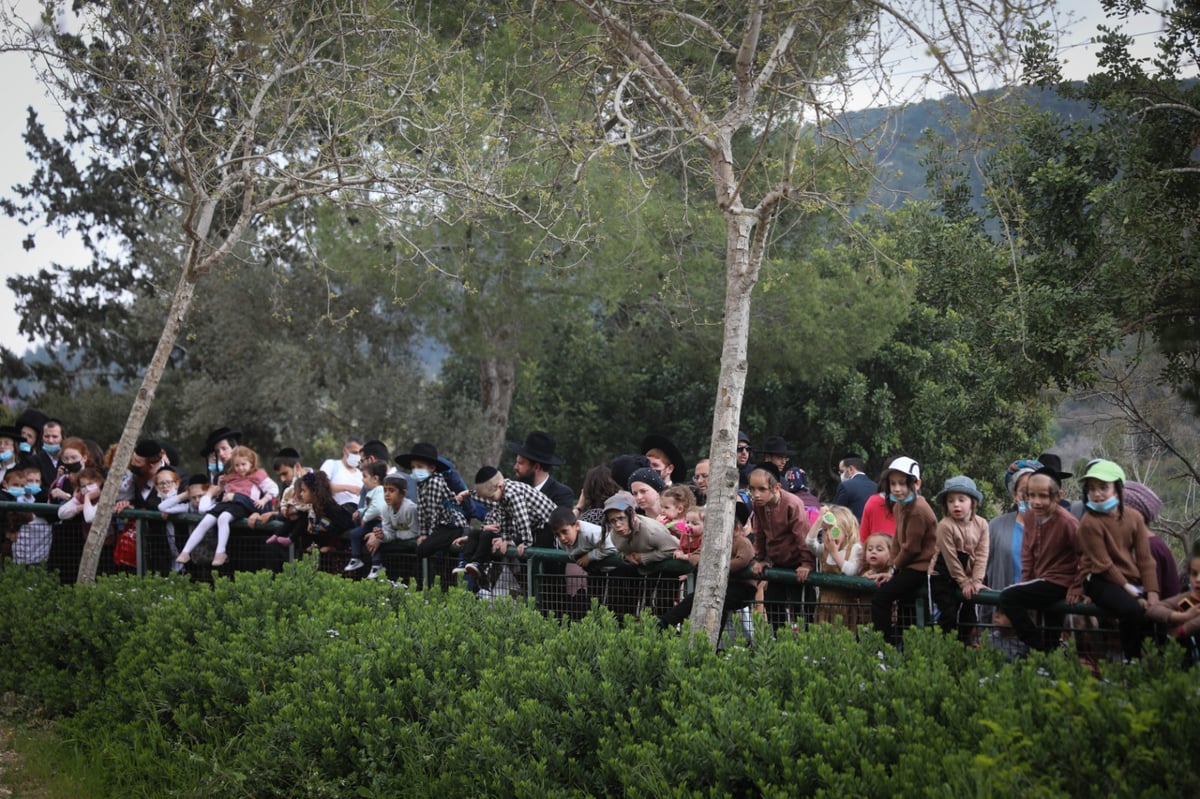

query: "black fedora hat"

left=640, top=433, right=688, bottom=483
left=201, top=426, right=242, bottom=456
left=395, top=442, right=449, bottom=472
left=1036, top=452, right=1073, bottom=480
left=506, top=431, right=565, bottom=466
left=0, top=425, right=21, bottom=442
left=761, top=436, right=794, bottom=456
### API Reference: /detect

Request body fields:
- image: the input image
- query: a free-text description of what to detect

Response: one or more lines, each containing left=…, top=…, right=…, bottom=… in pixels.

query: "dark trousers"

left=764, top=579, right=811, bottom=631
left=659, top=580, right=756, bottom=631
left=462, top=528, right=503, bottom=565
left=999, top=578, right=1067, bottom=653
left=416, top=525, right=466, bottom=559
left=871, top=568, right=928, bottom=645
left=929, top=573, right=977, bottom=643
left=1085, top=574, right=1149, bottom=660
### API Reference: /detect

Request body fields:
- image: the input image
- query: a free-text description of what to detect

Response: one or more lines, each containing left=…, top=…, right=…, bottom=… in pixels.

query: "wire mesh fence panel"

left=0, top=504, right=1139, bottom=663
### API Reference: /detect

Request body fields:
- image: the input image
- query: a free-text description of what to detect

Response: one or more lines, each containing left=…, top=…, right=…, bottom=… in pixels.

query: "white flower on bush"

left=326, top=628, right=340, bottom=638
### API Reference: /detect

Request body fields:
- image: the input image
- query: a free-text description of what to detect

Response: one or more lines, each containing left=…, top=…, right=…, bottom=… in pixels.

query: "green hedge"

left=0, top=562, right=1196, bottom=797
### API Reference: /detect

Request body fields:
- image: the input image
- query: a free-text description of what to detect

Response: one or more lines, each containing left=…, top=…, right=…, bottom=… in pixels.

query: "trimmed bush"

left=1, top=561, right=1197, bottom=797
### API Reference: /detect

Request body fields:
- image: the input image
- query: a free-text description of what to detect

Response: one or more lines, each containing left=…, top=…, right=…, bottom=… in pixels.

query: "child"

left=861, top=532, right=893, bottom=579
left=1077, top=459, right=1159, bottom=661
left=0, top=425, right=18, bottom=487
left=56, top=468, right=104, bottom=524
left=177, top=446, right=277, bottom=568
left=807, top=505, right=866, bottom=628
left=250, top=448, right=310, bottom=546
left=998, top=468, right=1083, bottom=653
left=7, top=464, right=51, bottom=565
left=47, top=437, right=90, bottom=503
left=677, top=506, right=705, bottom=558
left=297, top=470, right=355, bottom=553
left=551, top=505, right=613, bottom=610
left=929, top=476, right=990, bottom=644
left=147, top=466, right=184, bottom=567
left=395, top=443, right=468, bottom=559
left=552, top=505, right=614, bottom=568
left=658, top=485, right=696, bottom=539
left=160, top=474, right=217, bottom=516
left=363, top=475, right=419, bottom=580
left=1146, top=553, right=1200, bottom=666
left=344, top=460, right=387, bottom=574
left=869, top=456, right=938, bottom=646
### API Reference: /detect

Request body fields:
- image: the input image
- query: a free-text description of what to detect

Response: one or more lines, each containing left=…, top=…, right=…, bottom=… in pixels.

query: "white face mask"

left=346, top=453, right=361, bottom=468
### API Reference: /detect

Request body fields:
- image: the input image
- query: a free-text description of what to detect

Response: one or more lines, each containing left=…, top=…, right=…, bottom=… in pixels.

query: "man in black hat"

left=115, top=439, right=172, bottom=512
left=640, top=433, right=688, bottom=489
left=507, top=431, right=574, bottom=509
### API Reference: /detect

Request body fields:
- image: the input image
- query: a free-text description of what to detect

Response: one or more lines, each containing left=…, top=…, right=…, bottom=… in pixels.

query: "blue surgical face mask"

left=18, top=442, right=32, bottom=453
left=5, top=486, right=25, bottom=499
left=25, top=483, right=41, bottom=496
left=888, top=493, right=916, bottom=505
left=0, top=450, right=12, bottom=463
left=411, top=468, right=431, bottom=482
left=1017, top=501, right=1029, bottom=514
left=1086, top=497, right=1120, bottom=514
left=43, top=443, right=61, bottom=455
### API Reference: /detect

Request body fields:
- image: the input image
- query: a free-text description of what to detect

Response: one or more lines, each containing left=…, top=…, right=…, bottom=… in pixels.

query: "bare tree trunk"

left=76, top=267, right=199, bottom=584
left=689, top=208, right=765, bottom=647
left=479, top=347, right=517, bottom=465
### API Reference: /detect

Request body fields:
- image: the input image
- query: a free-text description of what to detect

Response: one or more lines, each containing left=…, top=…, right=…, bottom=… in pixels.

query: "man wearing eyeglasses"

left=736, top=430, right=755, bottom=489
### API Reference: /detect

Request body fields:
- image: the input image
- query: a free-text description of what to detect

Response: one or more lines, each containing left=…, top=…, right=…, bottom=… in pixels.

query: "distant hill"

left=840, top=84, right=1100, bottom=208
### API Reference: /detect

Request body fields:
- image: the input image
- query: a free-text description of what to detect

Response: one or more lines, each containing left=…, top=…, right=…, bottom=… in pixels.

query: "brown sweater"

left=1078, top=507, right=1159, bottom=593
left=1021, top=505, right=1082, bottom=591
left=933, top=515, right=990, bottom=589
left=752, top=490, right=815, bottom=570
left=892, top=496, right=938, bottom=573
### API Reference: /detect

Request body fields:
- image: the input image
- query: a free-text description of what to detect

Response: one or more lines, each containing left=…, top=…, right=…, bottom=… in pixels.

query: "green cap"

left=1081, top=459, right=1125, bottom=484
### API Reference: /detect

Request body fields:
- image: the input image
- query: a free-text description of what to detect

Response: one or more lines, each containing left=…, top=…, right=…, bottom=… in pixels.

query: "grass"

left=0, top=699, right=108, bottom=799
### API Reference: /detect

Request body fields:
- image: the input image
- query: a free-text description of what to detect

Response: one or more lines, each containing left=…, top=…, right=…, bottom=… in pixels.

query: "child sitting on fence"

left=1078, top=459, right=1159, bottom=661
left=929, top=475, right=990, bottom=644
left=363, top=475, right=419, bottom=581
left=870, top=456, right=938, bottom=646
left=177, top=446, right=277, bottom=568
left=1146, top=552, right=1200, bottom=667
left=297, top=470, right=355, bottom=554
left=344, top=461, right=387, bottom=575
left=997, top=468, right=1083, bottom=654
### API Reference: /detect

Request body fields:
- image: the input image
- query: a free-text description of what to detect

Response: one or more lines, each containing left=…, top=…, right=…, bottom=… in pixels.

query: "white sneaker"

left=366, top=565, right=385, bottom=580
left=343, top=558, right=364, bottom=572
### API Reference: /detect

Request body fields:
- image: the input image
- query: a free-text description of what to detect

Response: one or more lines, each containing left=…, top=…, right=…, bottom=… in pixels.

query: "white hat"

left=887, top=456, right=921, bottom=481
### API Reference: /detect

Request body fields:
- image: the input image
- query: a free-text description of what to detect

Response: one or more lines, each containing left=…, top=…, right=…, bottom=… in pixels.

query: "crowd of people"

left=2, top=406, right=1198, bottom=662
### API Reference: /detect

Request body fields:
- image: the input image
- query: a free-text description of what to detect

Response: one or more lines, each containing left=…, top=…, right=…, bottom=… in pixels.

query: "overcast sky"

left=0, top=0, right=1172, bottom=357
